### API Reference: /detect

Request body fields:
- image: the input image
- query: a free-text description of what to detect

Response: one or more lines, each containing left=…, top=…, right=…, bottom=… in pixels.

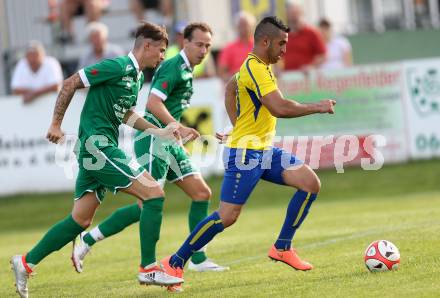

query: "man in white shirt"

left=318, top=19, right=352, bottom=70
left=77, top=22, right=124, bottom=69
left=11, top=41, right=63, bottom=104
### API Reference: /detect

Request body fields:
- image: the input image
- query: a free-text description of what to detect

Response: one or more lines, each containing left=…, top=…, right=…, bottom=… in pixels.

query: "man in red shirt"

left=283, top=2, right=326, bottom=72
left=217, top=11, right=256, bottom=82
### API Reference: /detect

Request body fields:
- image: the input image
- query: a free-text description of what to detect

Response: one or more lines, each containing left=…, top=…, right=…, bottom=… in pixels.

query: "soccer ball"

left=364, top=240, right=400, bottom=272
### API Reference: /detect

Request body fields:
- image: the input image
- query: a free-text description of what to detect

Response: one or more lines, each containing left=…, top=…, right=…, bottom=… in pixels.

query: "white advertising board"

left=402, top=59, right=440, bottom=159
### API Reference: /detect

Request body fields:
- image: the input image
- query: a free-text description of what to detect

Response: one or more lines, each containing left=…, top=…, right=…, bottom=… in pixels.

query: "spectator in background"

left=318, top=18, right=352, bottom=70
left=165, top=21, right=216, bottom=78
left=58, top=0, right=109, bottom=43
left=283, top=2, right=326, bottom=72
left=11, top=41, right=63, bottom=104
left=78, top=22, right=124, bottom=69
left=217, top=11, right=256, bottom=82
left=129, top=0, right=173, bottom=36
left=130, top=0, right=159, bottom=24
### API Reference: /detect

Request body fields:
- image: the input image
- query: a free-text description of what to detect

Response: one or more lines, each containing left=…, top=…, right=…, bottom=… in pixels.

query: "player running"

left=70, top=22, right=228, bottom=292
left=11, top=22, right=183, bottom=298
left=159, top=16, right=336, bottom=288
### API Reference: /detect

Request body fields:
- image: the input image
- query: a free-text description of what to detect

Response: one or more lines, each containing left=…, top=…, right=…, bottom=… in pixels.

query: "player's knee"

left=306, top=176, right=321, bottom=194
left=192, top=187, right=212, bottom=201
left=148, top=188, right=165, bottom=199
left=75, top=217, right=93, bottom=229
left=138, top=187, right=165, bottom=201
left=219, top=210, right=240, bottom=228
left=223, top=214, right=239, bottom=227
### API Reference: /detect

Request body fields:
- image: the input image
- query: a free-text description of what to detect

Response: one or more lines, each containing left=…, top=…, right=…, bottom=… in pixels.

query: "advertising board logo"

left=408, top=67, right=440, bottom=116
left=181, top=107, right=214, bottom=153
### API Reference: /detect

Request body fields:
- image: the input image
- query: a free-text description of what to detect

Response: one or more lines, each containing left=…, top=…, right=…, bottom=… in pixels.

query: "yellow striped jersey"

left=227, top=53, right=278, bottom=150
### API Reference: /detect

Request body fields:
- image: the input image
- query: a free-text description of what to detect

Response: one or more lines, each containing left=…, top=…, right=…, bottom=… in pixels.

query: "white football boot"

left=71, top=231, right=91, bottom=273
left=10, top=255, right=32, bottom=298
left=188, top=259, right=230, bottom=272
left=138, top=265, right=184, bottom=286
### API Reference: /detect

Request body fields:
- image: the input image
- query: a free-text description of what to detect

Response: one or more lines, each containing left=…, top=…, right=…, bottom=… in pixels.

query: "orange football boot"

left=160, top=256, right=184, bottom=292
left=268, top=245, right=313, bottom=271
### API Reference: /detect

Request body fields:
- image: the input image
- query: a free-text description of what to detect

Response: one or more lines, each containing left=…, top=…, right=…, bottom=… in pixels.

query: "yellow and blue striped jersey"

left=227, top=53, right=278, bottom=150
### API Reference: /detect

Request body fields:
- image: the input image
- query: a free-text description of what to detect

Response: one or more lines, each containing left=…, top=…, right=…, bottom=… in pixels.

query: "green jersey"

left=145, top=50, right=193, bottom=127
left=78, top=52, right=144, bottom=152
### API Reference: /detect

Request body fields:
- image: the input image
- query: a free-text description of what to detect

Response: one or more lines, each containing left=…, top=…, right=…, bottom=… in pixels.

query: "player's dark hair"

left=254, top=16, right=290, bottom=42
left=183, top=22, right=213, bottom=41
left=134, top=21, right=169, bottom=47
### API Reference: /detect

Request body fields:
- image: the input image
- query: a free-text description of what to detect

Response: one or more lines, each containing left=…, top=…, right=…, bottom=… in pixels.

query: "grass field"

left=1, top=160, right=440, bottom=297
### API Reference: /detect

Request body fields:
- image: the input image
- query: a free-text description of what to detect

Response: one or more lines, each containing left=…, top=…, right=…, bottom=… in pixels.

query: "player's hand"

left=46, top=124, right=65, bottom=144
left=318, top=99, right=336, bottom=114
left=155, top=122, right=180, bottom=141
left=215, top=132, right=229, bottom=144
left=216, top=126, right=233, bottom=144
left=178, top=125, right=200, bottom=144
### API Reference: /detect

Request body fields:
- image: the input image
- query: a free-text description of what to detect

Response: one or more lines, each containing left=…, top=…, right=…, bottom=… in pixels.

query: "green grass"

left=1, top=160, right=440, bottom=297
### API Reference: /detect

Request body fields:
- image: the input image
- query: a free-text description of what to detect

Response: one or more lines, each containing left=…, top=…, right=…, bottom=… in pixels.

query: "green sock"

left=139, top=197, right=164, bottom=267
left=26, top=214, right=84, bottom=265
left=189, top=200, right=210, bottom=264
left=83, top=203, right=141, bottom=246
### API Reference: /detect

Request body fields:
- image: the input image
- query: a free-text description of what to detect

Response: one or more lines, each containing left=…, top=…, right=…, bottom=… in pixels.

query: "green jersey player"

left=11, top=22, right=183, bottom=298
left=72, top=22, right=228, bottom=293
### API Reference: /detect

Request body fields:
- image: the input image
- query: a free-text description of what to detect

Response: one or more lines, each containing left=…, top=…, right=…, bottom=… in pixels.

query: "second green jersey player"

left=72, top=22, right=228, bottom=293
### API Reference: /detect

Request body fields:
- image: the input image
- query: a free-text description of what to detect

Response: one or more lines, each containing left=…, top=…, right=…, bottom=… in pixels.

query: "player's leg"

left=22, top=163, right=102, bottom=268
left=168, top=144, right=228, bottom=271
left=162, top=148, right=263, bottom=273
left=121, top=136, right=170, bottom=274
left=71, top=200, right=142, bottom=273
left=173, top=174, right=230, bottom=272
left=120, top=171, right=182, bottom=286
left=71, top=148, right=145, bottom=272
left=12, top=188, right=100, bottom=298
left=262, top=147, right=320, bottom=270
left=80, top=202, right=141, bottom=248
left=76, top=146, right=181, bottom=286
left=74, top=134, right=167, bottom=271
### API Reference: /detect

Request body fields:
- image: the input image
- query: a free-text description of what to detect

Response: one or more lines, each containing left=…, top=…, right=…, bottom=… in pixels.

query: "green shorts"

left=134, top=133, right=199, bottom=187
left=74, top=146, right=146, bottom=203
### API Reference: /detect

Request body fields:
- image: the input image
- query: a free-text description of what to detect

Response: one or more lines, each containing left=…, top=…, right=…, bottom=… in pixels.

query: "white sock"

left=89, top=227, right=105, bottom=242
left=144, top=262, right=157, bottom=270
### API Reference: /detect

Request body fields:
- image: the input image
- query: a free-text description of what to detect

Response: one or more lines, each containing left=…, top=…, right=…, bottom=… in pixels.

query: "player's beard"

left=267, top=42, right=279, bottom=64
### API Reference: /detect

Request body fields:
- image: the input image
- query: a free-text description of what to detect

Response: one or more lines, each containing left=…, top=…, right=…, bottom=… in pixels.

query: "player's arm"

left=146, top=94, right=200, bottom=142
left=249, top=60, right=335, bottom=118
left=260, top=89, right=336, bottom=118
left=224, top=74, right=238, bottom=125
left=123, top=109, right=179, bottom=140
left=46, top=73, right=84, bottom=143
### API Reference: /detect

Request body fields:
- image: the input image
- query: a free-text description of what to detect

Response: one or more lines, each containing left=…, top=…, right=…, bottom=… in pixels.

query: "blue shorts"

left=220, top=147, right=303, bottom=205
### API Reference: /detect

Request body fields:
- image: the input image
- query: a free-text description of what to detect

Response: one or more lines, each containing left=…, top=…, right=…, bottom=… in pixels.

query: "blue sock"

left=274, top=190, right=317, bottom=250
left=170, top=211, right=224, bottom=269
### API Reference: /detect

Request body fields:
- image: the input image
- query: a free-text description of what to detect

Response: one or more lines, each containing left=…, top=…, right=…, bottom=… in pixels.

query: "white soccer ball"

left=364, top=240, right=400, bottom=272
